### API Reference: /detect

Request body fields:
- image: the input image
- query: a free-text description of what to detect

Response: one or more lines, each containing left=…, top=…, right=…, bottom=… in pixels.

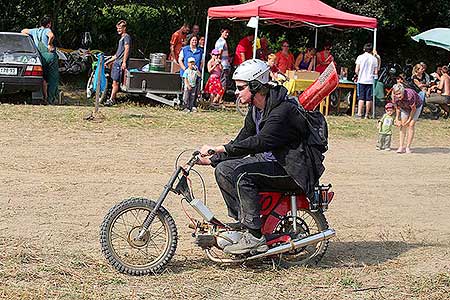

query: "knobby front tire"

left=100, top=197, right=178, bottom=275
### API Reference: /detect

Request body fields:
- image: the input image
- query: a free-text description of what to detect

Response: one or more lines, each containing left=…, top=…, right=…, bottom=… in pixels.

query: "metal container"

left=149, top=53, right=166, bottom=72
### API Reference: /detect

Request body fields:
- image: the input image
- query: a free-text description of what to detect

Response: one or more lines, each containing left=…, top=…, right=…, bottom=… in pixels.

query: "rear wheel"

left=426, top=103, right=441, bottom=116
left=273, top=209, right=329, bottom=267
left=99, top=197, right=178, bottom=275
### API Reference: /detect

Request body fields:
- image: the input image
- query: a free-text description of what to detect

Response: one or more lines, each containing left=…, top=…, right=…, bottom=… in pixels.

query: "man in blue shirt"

left=22, top=16, right=58, bottom=103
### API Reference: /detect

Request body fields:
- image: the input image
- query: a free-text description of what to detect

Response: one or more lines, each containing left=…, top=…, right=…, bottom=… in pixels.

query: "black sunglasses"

left=236, top=84, right=248, bottom=91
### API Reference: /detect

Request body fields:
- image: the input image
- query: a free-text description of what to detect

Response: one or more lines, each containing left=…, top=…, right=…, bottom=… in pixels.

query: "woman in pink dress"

left=205, top=49, right=225, bottom=106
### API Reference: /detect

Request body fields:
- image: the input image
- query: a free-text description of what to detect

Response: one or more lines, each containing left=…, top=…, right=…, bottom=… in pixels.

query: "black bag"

left=284, top=95, right=328, bottom=153
left=299, top=106, right=328, bottom=154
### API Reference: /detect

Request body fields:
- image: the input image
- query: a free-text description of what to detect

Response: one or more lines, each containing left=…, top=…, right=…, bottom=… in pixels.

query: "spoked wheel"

left=100, top=198, right=178, bottom=275
left=273, top=209, right=329, bottom=267
left=236, top=97, right=249, bottom=116
left=426, top=103, right=441, bottom=116
left=329, top=90, right=339, bottom=108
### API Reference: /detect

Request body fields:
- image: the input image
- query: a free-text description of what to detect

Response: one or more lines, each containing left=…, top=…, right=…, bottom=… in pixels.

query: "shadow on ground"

left=165, top=240, right=434, bottom=274
left=323, top=240, right=425, bottom=267
left=411, top=147, right=450, bottom=154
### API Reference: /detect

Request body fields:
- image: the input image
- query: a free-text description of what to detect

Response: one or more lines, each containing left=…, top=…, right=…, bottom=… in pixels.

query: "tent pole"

left=373, top=28, right=377, bottom=50
left=253, top=16, right=259, bottom=59
left=372, top=28, right=377, bottom=119
left=314, top=28, right=318, bottom=70
left=201, top=16, right=210, bottom=90
left=314, top=27, right=318, bottom=48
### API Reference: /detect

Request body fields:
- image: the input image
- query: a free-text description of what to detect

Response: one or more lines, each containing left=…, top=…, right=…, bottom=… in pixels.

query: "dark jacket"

left=210, top=85, right=325, bottom=200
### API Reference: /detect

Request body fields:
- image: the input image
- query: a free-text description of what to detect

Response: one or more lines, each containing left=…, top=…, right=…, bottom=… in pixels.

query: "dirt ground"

left=0, top=104, right=449, bottom=300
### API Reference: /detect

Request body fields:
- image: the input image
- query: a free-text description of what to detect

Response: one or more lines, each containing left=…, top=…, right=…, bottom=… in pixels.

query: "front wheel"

left=273, top=209, right=329, bottom=267
left=99, top=197, right=178, bottom=275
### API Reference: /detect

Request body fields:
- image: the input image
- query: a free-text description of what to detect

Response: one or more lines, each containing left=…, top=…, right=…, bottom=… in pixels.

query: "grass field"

left=0, top=103, right=449, bottom=299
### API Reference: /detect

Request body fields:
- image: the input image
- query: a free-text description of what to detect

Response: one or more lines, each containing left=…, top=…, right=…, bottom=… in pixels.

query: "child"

left=376, top=102, right=395, bottom=150
left=267, top=54, right=286, bottom=82
left=183, top=57, right=201, bottom=112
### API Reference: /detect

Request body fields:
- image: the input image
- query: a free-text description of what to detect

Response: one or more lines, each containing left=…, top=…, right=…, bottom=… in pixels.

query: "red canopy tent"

left=203, top=0, right=377, bottom=61
left=207, top=0, right=377, bottom=29
left=201, top=0, right=378, bottom=116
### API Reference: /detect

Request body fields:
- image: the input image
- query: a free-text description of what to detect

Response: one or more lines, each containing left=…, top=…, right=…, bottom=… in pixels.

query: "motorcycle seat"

left=259, top=187, right=304, bottom=195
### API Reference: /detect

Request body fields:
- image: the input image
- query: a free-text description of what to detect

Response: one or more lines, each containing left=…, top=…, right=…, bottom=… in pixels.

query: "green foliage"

left=266, top=34, right=287, bottom=53
left=2, top=0, right=450, bottom=70
left=406, top=27, right=420, bottom=38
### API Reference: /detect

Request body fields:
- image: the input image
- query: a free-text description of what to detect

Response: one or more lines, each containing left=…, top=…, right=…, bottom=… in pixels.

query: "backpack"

left=300, top=107, right=328, bottom=154
left=286, top=95, right=328, bottom=154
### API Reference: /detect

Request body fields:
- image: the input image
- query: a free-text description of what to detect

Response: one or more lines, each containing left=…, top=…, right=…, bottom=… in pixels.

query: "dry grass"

left=0, top=103, right=449, bottom=299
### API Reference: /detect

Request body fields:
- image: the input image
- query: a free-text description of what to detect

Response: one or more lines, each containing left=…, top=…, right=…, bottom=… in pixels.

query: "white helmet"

left=232, top=59, right=271, bottom=86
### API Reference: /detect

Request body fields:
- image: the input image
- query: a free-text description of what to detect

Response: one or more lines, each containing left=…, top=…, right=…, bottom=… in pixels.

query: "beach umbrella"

left=411, top=28, right=450, bottom=51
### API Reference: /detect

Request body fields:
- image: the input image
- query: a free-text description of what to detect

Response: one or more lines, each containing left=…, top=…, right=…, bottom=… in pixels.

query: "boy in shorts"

left=183, top=57, right=201, bottom=112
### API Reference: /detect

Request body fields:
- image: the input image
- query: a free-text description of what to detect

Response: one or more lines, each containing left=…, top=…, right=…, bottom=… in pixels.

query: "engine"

left=194, top=230, right=242, bottom=250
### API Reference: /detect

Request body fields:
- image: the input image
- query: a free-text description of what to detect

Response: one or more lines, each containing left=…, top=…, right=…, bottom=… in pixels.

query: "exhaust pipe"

left=205, top=229, right=335, bottom=263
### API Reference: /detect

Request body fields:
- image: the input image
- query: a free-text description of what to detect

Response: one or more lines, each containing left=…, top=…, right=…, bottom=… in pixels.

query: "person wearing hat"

left=179, top=35, right=204, bottom=111
left=182, top=57, right=201, bottom=112
left=205, top=49, right=225, bottom=106
left=376, top=102, right=395, bottom=151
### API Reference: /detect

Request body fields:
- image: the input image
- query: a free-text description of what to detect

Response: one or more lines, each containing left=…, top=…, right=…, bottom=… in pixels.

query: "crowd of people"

left=370, top=62, right=450, bottom=154
left=168, top=24, right=342, bottom=112
left=20, top=16, right=449, bottom=130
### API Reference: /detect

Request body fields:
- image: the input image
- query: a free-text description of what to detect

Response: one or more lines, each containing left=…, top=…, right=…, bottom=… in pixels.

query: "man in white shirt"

left=215, top=28, right=231, bottom=90
left=355, top=43, right=378, bottom=118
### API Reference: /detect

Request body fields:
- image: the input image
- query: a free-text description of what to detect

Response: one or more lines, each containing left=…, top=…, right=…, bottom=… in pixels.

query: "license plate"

left=0, top=67, right=18, bottom=76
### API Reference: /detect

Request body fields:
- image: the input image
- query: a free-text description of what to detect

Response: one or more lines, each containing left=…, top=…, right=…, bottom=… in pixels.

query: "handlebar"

left=185, top=149, right=216, bottom=169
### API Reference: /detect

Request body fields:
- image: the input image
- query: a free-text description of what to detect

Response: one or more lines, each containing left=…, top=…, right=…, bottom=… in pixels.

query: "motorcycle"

left=57, top=48, right=94, bottom=75
left=99, top=150, right=335, bottom=275
left=86, top=53, right=112, bottom=103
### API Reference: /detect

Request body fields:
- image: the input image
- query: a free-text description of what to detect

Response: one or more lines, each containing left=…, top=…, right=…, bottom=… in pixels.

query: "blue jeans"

left=214, top=154, right=299, bottom=230
left=418, top=90, right=426, bottom=102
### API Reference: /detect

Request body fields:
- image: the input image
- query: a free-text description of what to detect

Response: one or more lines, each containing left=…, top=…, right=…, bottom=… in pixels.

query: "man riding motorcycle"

left=198, top=59, right=324, bottom=255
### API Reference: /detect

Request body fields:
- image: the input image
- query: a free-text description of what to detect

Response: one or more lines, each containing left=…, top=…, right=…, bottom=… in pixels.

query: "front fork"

left=135, top=167, right=182, bottom=240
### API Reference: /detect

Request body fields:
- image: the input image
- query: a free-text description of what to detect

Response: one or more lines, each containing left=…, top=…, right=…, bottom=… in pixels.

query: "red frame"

left=259, top=192, right=309, bottom=235
left=258, top=191, right=333, bottom=245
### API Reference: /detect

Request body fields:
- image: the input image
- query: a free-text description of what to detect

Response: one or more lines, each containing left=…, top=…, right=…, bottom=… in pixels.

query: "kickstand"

left=271, top=258, right=277, bottom=270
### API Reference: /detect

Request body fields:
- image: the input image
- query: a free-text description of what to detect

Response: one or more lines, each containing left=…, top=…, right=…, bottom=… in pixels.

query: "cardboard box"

left=286, top=70, right=320, bottom=81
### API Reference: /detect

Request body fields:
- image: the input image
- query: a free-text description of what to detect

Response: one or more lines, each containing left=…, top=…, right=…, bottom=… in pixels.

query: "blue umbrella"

left=411, top=28, right=450, bottom=51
